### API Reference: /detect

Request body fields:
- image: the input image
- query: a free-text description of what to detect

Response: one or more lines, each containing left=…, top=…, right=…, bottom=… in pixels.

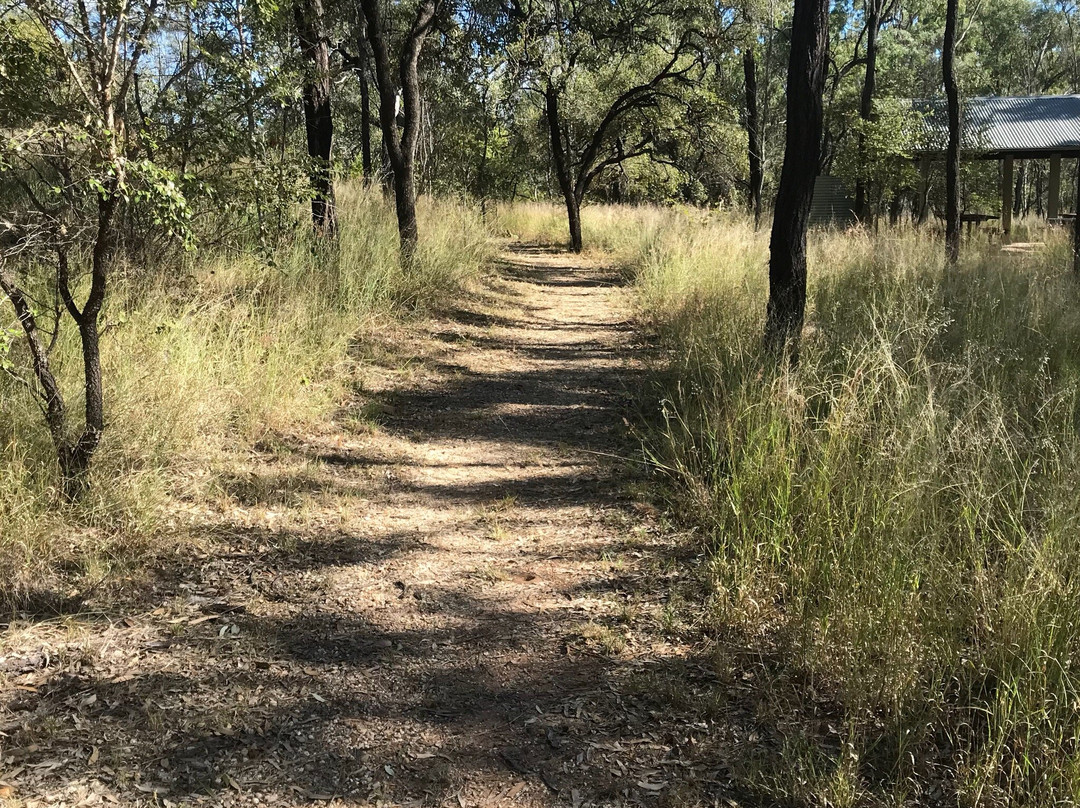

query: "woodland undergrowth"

left=0, top=184, right=491, bottom=610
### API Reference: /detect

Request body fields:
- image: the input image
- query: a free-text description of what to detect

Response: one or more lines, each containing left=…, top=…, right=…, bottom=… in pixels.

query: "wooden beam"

left=1002, top=156, right=1014, bottom=237
left=1049, top=153, right=1061, bottom=219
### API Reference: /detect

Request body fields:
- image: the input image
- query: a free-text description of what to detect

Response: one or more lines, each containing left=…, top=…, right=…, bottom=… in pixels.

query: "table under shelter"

left=910, top=95, right=1080, bottom=236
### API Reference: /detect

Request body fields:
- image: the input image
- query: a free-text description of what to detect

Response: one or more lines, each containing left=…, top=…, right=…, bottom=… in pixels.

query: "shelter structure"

left=910, top=95, right=1080, bottom=235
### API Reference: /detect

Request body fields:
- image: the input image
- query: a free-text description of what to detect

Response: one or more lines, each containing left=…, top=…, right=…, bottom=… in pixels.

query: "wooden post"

left=1001, top=156, right=1014, bottom=237
left=917, top=156, right=931, bottom=224
left=1074, top=157, right=1080, bottom=274
left=1048, top=153, right=1061, bottom=220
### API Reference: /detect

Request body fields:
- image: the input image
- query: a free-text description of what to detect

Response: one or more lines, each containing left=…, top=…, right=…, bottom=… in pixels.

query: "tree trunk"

left=764, top=0, right=829, bottom=362
left=392, top=155, right=420, bottom=250
left=944, top=0, right=961, bottom=265
left=743, top=47, right=763, bottom=227
left=545, top=85, right=583, bottom=253
left=62, top=316, right=103, bottom=500
left=1035, top=165, right=1043, bottom=217
left=854, top=0, right=882, bottom=223
left=889, top=191, right=902, bottom=225
left=360, top=0, right=435, bottom=259
left=295, top=0, right=335, bottom=235
left=1014, top=161, right=1025, bottom=215
left=358, top=62, right=373, bottom=181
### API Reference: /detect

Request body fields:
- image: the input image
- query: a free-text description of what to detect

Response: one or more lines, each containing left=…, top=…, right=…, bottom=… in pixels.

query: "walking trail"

left=0, top=247, right=735, bottom=808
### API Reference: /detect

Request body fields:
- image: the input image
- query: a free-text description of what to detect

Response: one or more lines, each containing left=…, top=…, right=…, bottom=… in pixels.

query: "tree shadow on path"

left=0, top=246, right=818, bottom=808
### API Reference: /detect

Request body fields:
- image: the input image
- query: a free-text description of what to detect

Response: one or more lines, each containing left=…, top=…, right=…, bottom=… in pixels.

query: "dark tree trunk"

left=1014, top=161, right=1025, bottom=215
left=295, top=0, right=336, bottom=235
left=1035, top=166, right=1044, bottom=217
left=854, top=0, right=883, bottom=223
left=358, top=62, right=373, bottom=180
left=889, top=191, right=902, bottom=225
left=50, top=192, right=116, bottom=499
left=944, top=0, right=961, bottom=265
left=360, top=0, right=435, bottom=259
left=764, top=0, right=829, bottom=362
left=743, top=48, right=763, bottom=227
left=392, top=157, right=419, bottom=249
left=545, top=85, right=583, bottom=253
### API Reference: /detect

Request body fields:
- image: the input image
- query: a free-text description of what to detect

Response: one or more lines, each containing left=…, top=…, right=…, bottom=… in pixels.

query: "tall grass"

left=0, top=184, right=492, bottom=608
left=619, top=209, right=1080, bottom=804
left=488, top=199, right=689, bottom=259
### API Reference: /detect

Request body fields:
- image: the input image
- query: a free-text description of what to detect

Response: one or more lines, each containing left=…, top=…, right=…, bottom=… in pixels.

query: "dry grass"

left=0, top=184, right=492, bottom=609
left=487, top=199, right=694, bottom=260
left=574, top=203, right=1080, bottom=805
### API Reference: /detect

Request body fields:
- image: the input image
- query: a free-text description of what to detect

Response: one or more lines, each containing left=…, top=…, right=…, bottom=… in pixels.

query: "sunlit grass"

left=580, top=204, right=1080, bottom=805
left=0, top=183, right=492, bottom=608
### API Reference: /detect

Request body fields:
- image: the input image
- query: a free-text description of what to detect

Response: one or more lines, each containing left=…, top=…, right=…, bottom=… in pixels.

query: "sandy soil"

left=0, top=246, right=735, bottom=808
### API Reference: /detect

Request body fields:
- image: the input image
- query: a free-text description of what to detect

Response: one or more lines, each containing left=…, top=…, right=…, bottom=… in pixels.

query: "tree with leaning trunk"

left=763, top=0, right=829, bottom=363
left=542, top=41, right=704, bottom=253
left=943, top=0, right=961, bottom=265
left=359, top=0, right=439, bottom=260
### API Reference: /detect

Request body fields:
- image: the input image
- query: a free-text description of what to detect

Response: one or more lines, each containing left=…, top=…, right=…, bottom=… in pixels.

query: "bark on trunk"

left=743, top=48, right=763, bottom=227
left=360, top=0, right=435, bottom=259
left=854, top=0, right=882, bottom=223
left=944, top=0, right=961, bottom=265
left=295, top=0, right=336, bottom=235
left=764, top=0, right=829, bottom=363
left=545, top=85, right=583, bottom=253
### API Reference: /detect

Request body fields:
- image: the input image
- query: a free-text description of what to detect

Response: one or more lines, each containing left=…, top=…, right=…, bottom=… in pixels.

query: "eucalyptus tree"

left=853, top=0, right=899, bottom=222
left=506, top=0, right=712, bottom=251
left=359, top=0, right=440, bottom=259
left=295, top=0, right=337, bottom=234
left=0, top=0, right=191, bottom=498
left=764, top=0, right=828, bottom=362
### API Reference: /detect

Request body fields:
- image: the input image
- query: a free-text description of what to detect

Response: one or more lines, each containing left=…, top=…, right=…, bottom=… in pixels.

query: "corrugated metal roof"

left=911, top=95, right=1080, bottom=156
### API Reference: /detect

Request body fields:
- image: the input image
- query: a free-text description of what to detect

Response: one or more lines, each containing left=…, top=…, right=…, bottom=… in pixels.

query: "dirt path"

left=0, top=247, right=733, bottom=808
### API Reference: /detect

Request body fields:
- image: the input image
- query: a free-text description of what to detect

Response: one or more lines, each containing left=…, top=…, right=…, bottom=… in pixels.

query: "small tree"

left=506, top=0, right=707, bottom=252
left=0, top=0, right=187, bottom=499
left=359, top=0, right=439, bottom=259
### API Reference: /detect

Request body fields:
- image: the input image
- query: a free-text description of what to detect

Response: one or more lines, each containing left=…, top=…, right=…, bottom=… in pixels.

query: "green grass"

left=0, top=183, right=492, bottom=609
left=597, top=205, right=1080, bottom=805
